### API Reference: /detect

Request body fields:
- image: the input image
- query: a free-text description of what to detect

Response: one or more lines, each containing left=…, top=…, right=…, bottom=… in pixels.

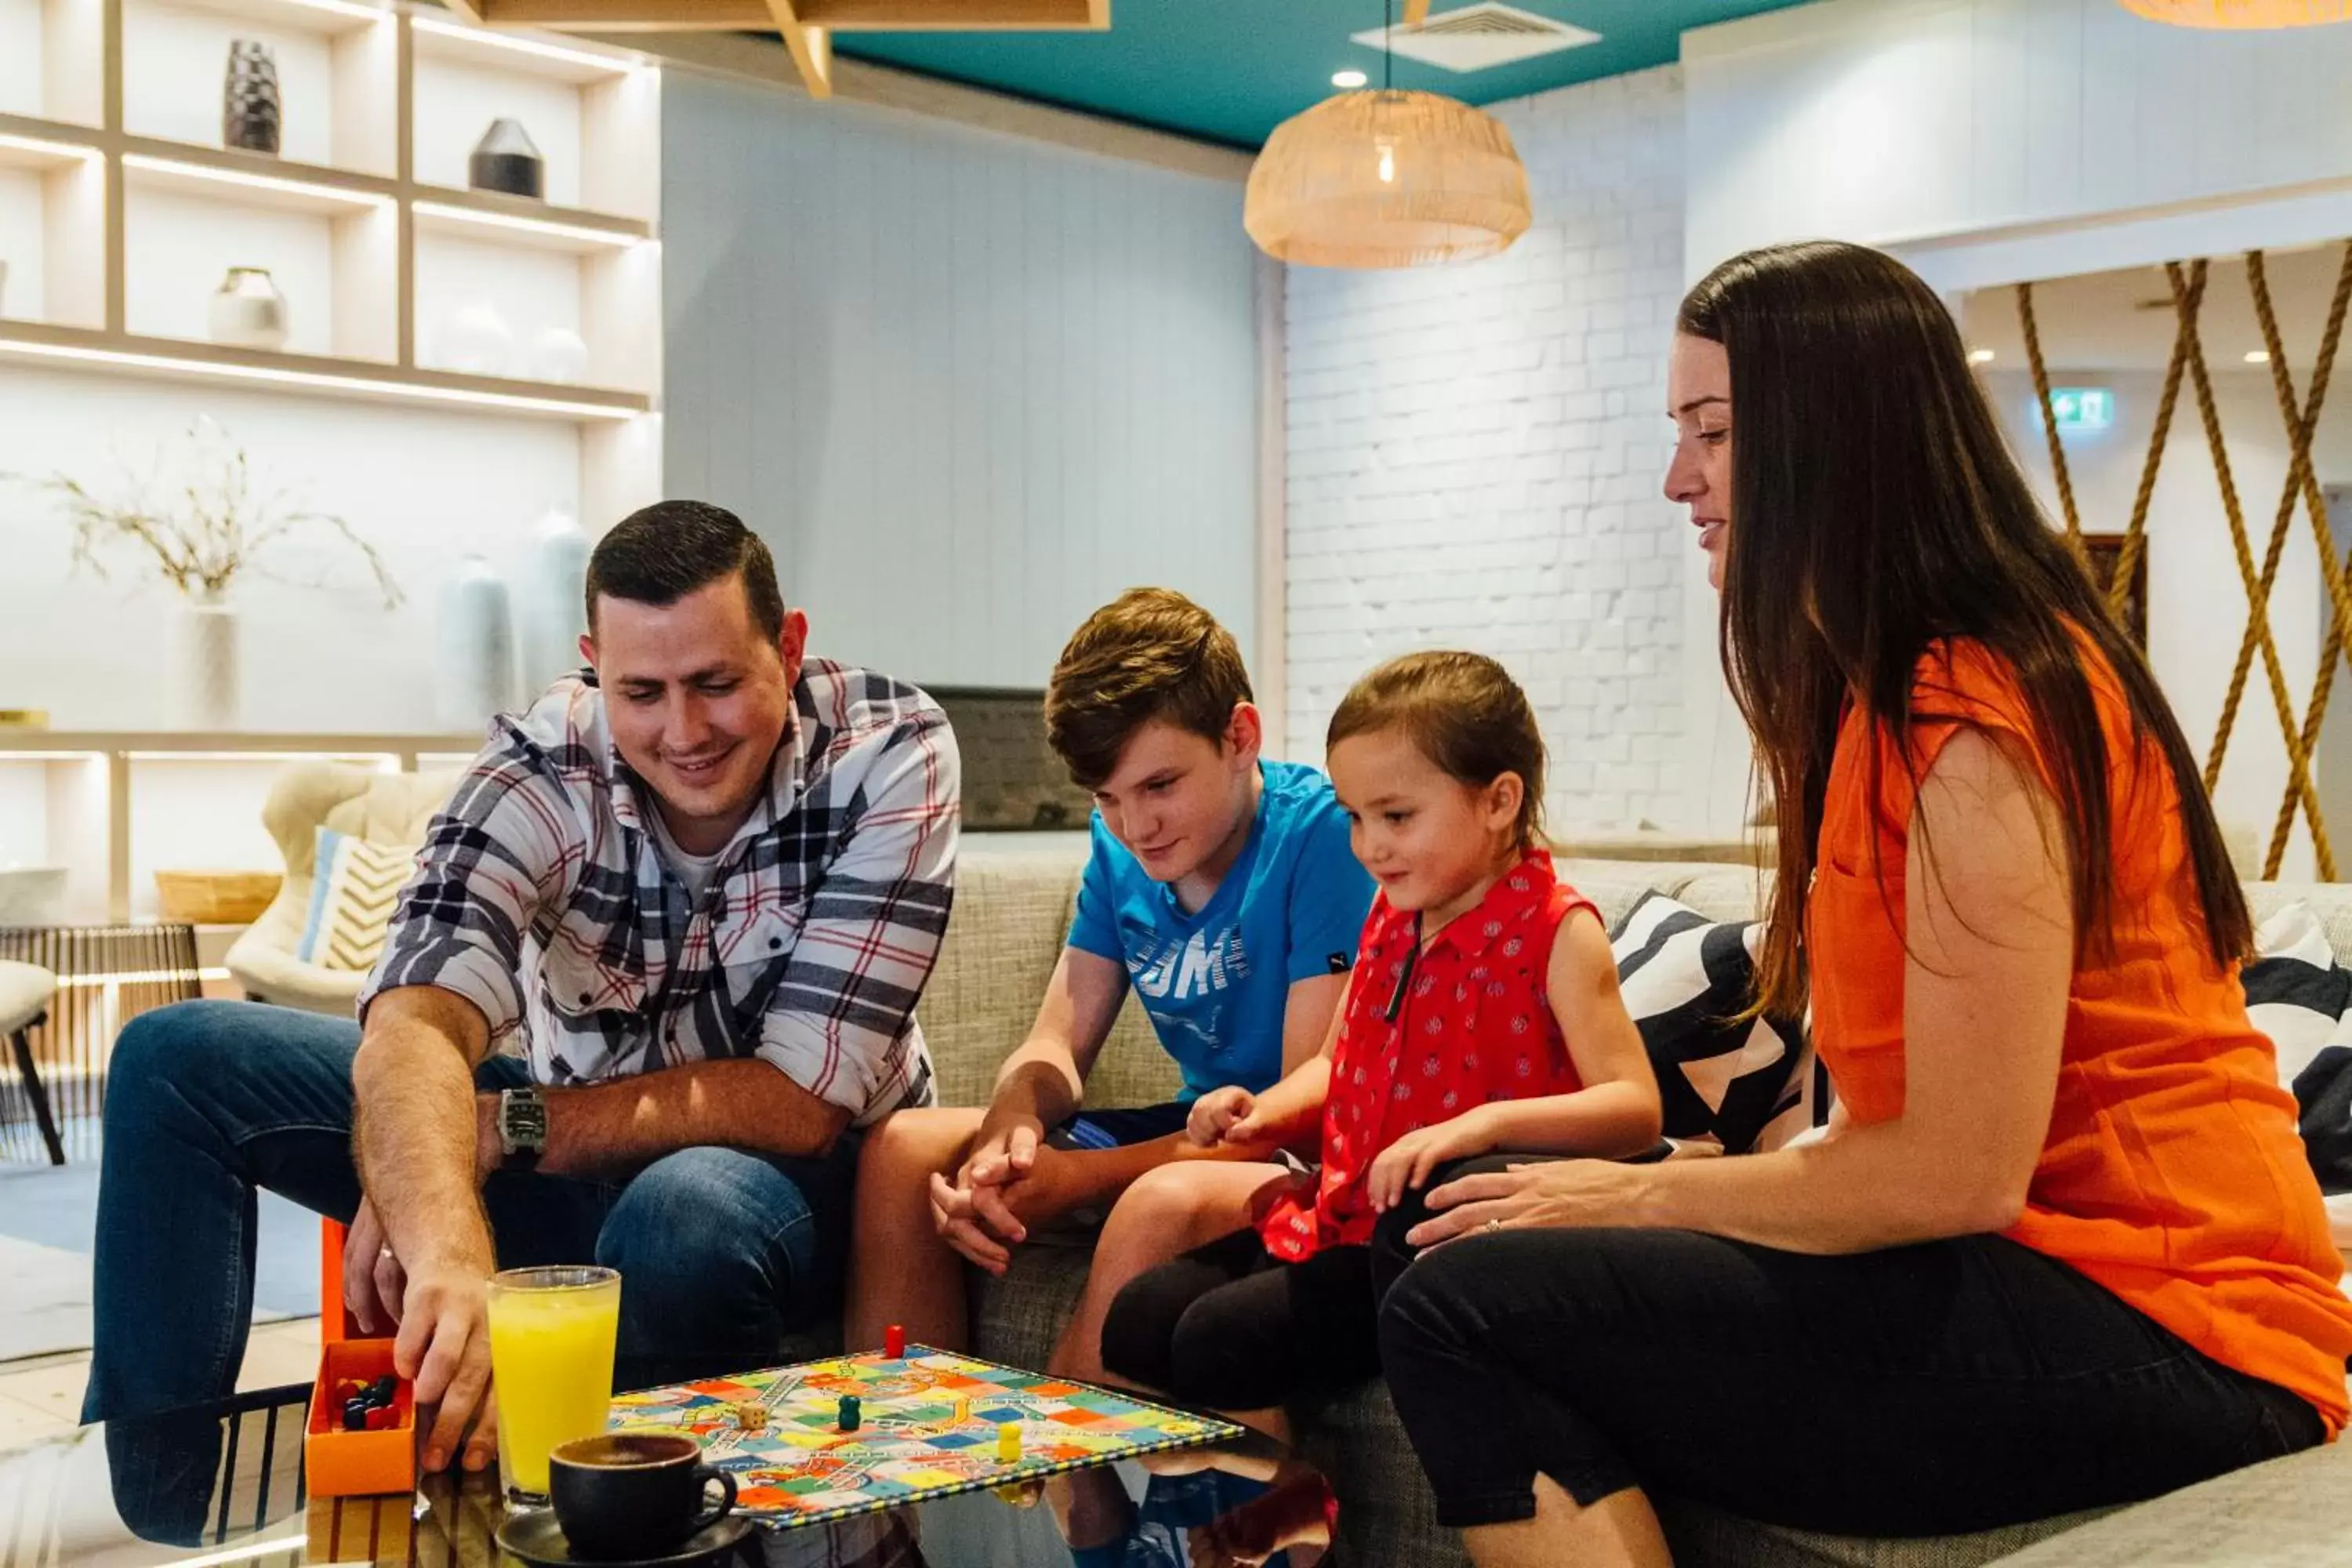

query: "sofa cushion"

left=296, top=827, right=412, bottom=971
left=1614, top=890, right=1820, bottom=1152
left=922, top=836, right=1178, bottom=1110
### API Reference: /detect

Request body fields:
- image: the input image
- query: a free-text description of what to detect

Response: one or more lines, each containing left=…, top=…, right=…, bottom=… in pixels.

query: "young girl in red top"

left=1098, top=651, right=1661, bottom=1426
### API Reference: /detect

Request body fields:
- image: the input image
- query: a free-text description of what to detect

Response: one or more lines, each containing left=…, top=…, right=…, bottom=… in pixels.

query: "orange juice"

left=487, top=1266, right=620, bottom=1498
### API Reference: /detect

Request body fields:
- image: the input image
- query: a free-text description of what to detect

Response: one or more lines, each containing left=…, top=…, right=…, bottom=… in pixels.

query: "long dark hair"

left=1679, top=241, right=2250, bottom=1018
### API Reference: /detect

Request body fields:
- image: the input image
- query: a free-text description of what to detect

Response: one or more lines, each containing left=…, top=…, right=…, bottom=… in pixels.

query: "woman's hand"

left=1364, top=1111, right=1494, bottom=1213
left=1404, top=1158, right=1653, bottom=1248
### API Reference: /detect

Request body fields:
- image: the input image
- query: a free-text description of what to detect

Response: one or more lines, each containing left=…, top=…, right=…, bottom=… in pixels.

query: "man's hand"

left=1188, top=1087, right=1257, bottom=1147
left=343, top=1200, right=407, bottom=1337
left=394, top=1257, right=499, bottom=1473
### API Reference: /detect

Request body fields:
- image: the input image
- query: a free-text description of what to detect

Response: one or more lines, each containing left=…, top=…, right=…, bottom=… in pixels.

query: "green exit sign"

left=2045, top=387, right=2114, bottom=434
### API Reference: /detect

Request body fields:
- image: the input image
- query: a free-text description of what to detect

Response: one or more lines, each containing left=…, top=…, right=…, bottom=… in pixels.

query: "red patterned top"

left=1258, top=848, right=1598, bottom=1262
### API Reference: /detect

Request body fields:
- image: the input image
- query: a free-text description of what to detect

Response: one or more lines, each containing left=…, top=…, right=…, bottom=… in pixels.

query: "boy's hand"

left=1188, top=1087, right=1257, bottom=1146
left=1367, top=1110, right=1494, bottom=1214
left=964, top=1120, right=1042, bottom=1189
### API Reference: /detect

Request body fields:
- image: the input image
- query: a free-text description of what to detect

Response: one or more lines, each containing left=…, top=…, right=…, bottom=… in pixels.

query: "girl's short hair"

left=1327, top=652, right=1546, bottom=847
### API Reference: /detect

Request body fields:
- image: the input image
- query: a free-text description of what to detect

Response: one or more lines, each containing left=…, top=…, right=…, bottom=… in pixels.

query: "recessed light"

left=1332, top=69, right=1368, bottom=89
left=1969, top=348, right=1995, bottom=364
left=2246, top=350, right=2272, bottom=364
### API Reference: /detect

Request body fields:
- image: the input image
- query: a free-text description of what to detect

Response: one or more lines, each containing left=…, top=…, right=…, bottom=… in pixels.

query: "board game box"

left=606, top=1347, right=1247, bottom=1530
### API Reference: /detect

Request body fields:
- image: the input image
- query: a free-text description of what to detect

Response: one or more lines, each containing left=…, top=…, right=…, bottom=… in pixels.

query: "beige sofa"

left=921, top=836, right=2352, bottom=1567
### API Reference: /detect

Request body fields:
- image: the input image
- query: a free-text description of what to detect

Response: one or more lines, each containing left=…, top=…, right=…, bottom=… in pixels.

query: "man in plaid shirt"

left=85, top=503, right=959, bottom=1478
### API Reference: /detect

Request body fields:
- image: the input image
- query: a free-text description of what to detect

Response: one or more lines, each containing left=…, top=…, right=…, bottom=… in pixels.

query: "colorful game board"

left=606, top=1347, right=1246, bottom=1530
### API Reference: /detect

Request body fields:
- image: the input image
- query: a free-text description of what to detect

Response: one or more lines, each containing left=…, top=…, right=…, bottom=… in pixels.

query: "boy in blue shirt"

left=844, top=588, right=1374, bottom=1388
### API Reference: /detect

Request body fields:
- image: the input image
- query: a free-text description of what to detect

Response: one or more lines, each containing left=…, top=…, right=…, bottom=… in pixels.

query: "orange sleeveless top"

left=1809, top=637, right=2352, bottom=1433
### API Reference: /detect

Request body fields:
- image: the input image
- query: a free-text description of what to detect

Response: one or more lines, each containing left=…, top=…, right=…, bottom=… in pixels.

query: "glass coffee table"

left=0, top=1383, right=1336, bottom=1568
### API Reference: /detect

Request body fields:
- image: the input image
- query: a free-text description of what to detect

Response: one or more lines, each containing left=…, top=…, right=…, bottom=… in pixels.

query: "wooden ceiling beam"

left=794, top=0, right=1101, bottom=25
left=766, top=0, right=835, bottom=98
left=476, top=0, right=773, bottom=27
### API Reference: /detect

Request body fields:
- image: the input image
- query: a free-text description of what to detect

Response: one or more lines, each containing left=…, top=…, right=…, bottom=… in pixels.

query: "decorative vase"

left=469, top=119, right=544, bottom=199
left=208, top=267, right=289, bottom=350
left=223, top=41, right=281, bottom=155
left=518, top=506, right=590, bottom=696
left=437, top=556, right=516, bottom=729
left=438, top=303, right=514, bottom=376
left=528, top=325, right=590, bottom=385
left=173, top=591, right=240, bottom=730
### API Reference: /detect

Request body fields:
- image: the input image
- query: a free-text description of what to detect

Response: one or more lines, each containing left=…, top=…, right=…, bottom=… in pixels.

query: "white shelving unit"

left=0, top=0, right=666, bottom=926
left=0, top=0, right=662, bottom=434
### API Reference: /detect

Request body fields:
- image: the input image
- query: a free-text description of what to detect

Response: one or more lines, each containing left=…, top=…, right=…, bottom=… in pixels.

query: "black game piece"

left=342, top=1396, right=368, bottom=1432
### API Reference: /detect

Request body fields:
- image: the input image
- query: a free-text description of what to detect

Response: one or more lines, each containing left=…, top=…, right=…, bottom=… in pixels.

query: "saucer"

left=495, top=1508, right=753, bottom=1568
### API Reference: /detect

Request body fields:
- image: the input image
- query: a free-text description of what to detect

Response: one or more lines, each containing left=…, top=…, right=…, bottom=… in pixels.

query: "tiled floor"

left=0, top=1316, right=322, bottom=1451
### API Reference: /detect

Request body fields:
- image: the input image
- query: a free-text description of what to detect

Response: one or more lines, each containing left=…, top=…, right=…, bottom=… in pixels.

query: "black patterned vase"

left=223, top=40, right=281, bottom=154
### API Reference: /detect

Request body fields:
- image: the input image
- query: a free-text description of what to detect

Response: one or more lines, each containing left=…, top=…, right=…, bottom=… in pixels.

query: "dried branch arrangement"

left=6, top=418, right=403, bottom=608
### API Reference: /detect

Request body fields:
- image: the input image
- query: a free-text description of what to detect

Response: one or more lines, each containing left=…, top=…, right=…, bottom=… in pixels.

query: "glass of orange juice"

left=487, top=1265, right=621, bottom=1501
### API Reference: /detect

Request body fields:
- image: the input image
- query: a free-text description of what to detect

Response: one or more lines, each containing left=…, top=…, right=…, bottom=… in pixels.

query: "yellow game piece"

left=953, top=1396, right=971, bottom=1428
left=996, top=1421, right=1021, bottom=1463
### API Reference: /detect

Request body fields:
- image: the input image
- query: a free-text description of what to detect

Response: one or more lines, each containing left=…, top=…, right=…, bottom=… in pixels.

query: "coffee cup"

left=547, top=1433, right=736, bottom=1560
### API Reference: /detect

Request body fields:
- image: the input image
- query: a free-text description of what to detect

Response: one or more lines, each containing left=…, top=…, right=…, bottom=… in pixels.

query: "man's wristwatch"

left=497, top=1085, right=550, bottom=1171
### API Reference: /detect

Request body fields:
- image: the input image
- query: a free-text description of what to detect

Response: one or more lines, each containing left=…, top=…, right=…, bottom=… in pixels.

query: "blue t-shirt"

left=1066, top=760, right=1375, bottom=1102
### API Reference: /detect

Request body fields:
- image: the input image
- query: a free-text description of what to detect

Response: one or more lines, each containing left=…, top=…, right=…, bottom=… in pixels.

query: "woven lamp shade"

left=1245, top=89, right=1531, bottom=269
left=2116, top=0, right=2352, bottom=24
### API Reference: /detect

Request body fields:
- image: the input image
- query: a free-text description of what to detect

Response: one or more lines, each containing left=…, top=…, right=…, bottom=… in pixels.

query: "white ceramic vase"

left=437, top=555, right=516, bottom=729
left=207, top=267, right=289, bottom=350
left=517, top=506, right=590, bottom=698
left=528, top=326, right=590, bottom=385
left=173, top=590, right=240, bottom=729
left=440, top=304, right=514, bottom=377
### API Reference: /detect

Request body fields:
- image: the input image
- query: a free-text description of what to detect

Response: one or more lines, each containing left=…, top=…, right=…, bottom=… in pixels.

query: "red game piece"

left=364, top=1405, right=397, bottom=1432
left=884, top=1324, right=906, bottom=1359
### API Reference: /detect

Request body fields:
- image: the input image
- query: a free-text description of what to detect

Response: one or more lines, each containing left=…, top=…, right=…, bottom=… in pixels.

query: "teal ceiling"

left=833, top=1, right=1818, bottom=151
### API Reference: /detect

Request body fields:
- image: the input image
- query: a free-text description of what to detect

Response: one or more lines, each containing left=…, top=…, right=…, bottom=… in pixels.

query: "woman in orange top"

left=1377, top=241, right=2352, bottom=1567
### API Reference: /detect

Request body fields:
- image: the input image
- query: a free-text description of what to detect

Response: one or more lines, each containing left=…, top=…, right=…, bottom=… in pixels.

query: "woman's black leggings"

left=1377, top=1163, right=2328, bottom=1535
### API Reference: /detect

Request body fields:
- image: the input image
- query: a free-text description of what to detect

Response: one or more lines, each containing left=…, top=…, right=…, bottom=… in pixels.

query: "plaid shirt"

left=359, top=659, right=957, bottom=1126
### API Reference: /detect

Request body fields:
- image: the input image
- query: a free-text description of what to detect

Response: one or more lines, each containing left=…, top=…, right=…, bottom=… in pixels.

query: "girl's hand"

left=1365, top=1109, right=1494, bottom=1213
left=1189, top=1087, right=1256, bottom=1146
left=1404, top=1157, right=1653, bottom=1247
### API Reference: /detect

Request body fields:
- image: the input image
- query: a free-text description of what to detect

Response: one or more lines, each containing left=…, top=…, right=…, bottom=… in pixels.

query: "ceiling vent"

left=1349, top=3, right=1601, bottom=74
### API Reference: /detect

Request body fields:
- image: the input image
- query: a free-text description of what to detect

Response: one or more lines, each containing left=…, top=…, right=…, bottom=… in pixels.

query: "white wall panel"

left=661, top=69, right=1261, bottom=691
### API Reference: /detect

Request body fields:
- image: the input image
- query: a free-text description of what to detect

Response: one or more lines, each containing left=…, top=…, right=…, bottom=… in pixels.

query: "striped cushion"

left=296, top=827, right=412, bottom=972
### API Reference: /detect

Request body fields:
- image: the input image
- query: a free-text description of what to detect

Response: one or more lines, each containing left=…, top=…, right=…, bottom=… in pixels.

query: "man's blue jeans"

left=83, top=999, right=860, bottom=1424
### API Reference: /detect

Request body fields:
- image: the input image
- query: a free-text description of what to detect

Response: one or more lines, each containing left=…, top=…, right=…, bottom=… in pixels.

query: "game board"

left=606, top=1347, right=1247, bottom=1530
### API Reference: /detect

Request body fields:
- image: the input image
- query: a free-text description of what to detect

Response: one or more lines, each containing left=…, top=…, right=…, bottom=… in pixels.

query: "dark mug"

left=548, top=1433, right=736, bottom=1560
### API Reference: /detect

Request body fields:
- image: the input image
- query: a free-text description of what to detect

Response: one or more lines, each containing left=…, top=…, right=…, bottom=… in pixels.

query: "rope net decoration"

left=2016, top=243, right=2352, bottom=879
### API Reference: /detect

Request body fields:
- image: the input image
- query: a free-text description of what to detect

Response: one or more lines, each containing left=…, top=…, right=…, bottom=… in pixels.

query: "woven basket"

left=154, top=869, right=282, bottom=925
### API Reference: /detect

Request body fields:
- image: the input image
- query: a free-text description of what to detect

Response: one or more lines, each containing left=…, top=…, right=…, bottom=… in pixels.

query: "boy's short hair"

left=1045, top=589, right=1253, bottom=789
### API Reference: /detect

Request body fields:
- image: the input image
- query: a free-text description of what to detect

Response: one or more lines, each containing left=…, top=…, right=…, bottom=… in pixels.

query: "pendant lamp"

left=2115, top=0, right=2352, bottom=24
left=1244, top=87, right=1532, bottom=269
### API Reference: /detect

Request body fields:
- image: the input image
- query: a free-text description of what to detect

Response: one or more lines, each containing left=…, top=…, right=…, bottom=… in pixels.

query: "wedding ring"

left=1483, top=1219, right=1503, bottom=1234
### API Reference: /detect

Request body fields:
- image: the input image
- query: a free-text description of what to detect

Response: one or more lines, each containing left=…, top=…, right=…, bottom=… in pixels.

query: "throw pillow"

left=1612, top=890, right=1825, bottom=1155
left=2241, top=905, right=2352, bottom=1249
left=296, top=826, right=412, bottom=973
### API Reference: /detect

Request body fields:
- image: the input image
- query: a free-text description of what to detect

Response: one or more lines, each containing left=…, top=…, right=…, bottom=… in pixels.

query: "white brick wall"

left=1283, top=66, right=1690, bottom=832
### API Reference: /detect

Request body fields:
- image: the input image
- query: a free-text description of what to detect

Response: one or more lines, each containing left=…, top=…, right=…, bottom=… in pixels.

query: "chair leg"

left=9, top=1025, right=65, bottom=1167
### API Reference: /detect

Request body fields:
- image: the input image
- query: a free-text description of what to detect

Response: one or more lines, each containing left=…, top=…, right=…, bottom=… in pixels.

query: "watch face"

left=503, top=1092, right=550, bottom=1150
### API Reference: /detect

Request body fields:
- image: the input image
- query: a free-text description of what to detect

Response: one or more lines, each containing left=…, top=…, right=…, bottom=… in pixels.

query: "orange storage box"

left=306, top=1339, right=416, bottom=1497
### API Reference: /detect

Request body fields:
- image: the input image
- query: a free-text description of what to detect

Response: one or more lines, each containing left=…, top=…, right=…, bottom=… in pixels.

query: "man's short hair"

left=586, top=500, right=786, bottom=642
left=1044, top=588, right=1252, bottom=790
